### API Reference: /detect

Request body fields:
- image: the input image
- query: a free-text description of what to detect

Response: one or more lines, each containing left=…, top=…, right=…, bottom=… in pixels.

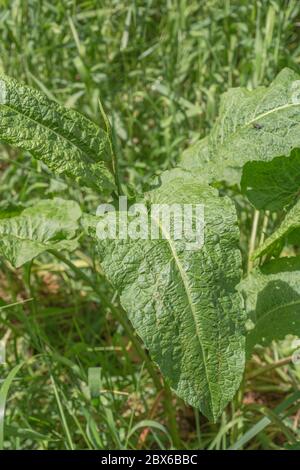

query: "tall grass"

left=0, top=0, right=300, bottom=449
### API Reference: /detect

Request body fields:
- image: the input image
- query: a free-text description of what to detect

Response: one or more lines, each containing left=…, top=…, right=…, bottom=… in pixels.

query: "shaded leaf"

left=238, top=257, right=300, bottom=356
left=241, top=149, right=300, bottom=211
left=93, top=174, right=245, bottom=421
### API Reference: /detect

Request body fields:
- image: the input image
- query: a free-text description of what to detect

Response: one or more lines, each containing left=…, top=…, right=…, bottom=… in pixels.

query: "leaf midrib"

left=1, top=102, right=97, bottom=165
left=219, top=102, right=300, bottom=146
left=151, top=213, right=215, bottom=415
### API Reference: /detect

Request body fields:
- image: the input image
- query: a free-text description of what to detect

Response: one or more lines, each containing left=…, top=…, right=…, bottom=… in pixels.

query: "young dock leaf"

left=241, top=149, right=300, bottom=211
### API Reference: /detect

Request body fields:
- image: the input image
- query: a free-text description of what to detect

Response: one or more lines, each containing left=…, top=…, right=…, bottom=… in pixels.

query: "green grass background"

left=0, top=0, right=300, bottom=450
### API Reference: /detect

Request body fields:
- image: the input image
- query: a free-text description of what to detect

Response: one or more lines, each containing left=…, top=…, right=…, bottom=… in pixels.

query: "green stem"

left=258, top=210, right=270, bottom=247
left=98, top=98, right=122, bottom=196
left=110, top=131, right=122, bottom=197
left=163, top=382, right=181, bottom=449
left=248, top=209, right=260, bottom=273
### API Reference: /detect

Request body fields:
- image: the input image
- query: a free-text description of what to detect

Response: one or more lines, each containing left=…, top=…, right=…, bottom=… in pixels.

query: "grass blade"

left=50, top=375, right=75, bottom=450
left=0, top=362, right=24, bottom=450
left=230, top=391, right=300, bottom=450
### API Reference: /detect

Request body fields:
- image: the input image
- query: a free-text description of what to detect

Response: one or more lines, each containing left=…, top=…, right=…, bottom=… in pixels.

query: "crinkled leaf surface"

left=95, top=175, right=246, bottom=421
left=0, top=75, right=115, bottom=195
left=241, top=149, right=300, bottom=211
left=180, top=137, right=210, bottom=170
left=238, top=257, right=300, bottom=356
left=0, top=198, right=81, bottom=267
left=253, top=199, right=300, bottom=260
left=180, top=68, right=300, bottom=184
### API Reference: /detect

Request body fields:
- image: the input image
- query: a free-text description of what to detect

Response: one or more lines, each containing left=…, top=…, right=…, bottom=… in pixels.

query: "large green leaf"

left=241, top=149, right=300, bottom=211
left=180, top=68, right=300, bottom=184
left=0, top=75, right=115, bottom=195
left=238, top=257, right=300, bottom=356
left=0, top=198, right=81, bottom=267
left=253, top=199, right=300, bottom=260
left=94, top=174, right=246, bottom=421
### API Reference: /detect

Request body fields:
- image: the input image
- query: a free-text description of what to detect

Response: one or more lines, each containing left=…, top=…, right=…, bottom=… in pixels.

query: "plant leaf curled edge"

left=239, top=257, right=300, bottom=357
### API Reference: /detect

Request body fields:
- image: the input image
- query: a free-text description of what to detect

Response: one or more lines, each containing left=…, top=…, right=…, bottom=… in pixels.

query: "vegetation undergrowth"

left=0, top=0, right=300, bottom=450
